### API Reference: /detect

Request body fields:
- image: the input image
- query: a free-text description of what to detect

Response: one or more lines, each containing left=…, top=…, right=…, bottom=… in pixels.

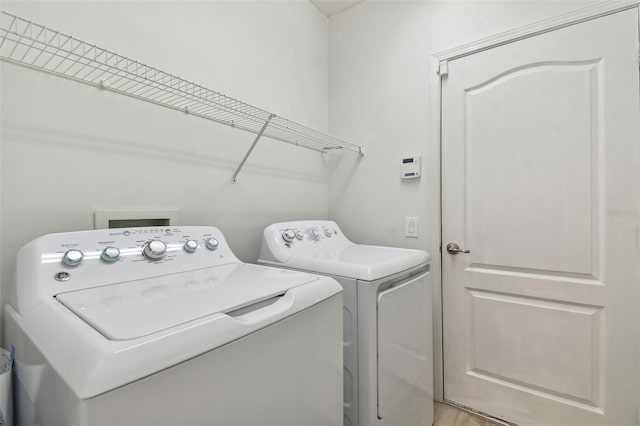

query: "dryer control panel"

left=12, top=226, right=240, bottom=312
left=280, top=223, right=339, bottom=243
left=259, top=220, right=355, bottom=263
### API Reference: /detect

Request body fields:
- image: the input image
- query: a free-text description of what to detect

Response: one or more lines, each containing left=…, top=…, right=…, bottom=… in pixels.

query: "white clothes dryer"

left=259, top=220, right=433, bottom=426
left=5, top=226, right=343, bottom=426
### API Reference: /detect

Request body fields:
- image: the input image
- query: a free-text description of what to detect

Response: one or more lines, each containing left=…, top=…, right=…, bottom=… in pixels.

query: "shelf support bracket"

left=232, top=114, right=274, bottom=184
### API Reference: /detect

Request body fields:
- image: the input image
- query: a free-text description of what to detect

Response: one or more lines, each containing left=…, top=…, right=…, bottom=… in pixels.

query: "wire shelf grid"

left=0, top=10, right=364, bottom=159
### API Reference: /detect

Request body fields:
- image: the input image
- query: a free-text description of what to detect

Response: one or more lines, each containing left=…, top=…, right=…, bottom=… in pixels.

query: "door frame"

left=428, top=0, right=640, bottom=403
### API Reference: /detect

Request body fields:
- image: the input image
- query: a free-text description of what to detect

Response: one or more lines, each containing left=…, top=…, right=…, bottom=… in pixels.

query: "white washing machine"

left=4, top=226, right=343, bottom=426
left=259, top=220, right=433, bottom=426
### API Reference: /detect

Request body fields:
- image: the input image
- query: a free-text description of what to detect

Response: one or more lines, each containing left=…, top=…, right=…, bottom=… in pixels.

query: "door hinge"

left=437, top=60, right=449, bottom=77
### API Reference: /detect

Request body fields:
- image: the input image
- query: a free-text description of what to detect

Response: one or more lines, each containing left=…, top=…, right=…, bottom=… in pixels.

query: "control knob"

left=282, top=229, right=296, bottom=243
left=308, top=228, right=320, bottom=241
left=62, top=249, right=84, bottom=267
left=295, top=230, right=304, bottom=240
left=323, top=228, right=332, bottom=237
left=205, top=238, right=219, bottom=251
left=101, top=247, right=120, bottom=263
left=184, top=240, right=198, bottom=253
left=143, top=240, right=167, bottom=261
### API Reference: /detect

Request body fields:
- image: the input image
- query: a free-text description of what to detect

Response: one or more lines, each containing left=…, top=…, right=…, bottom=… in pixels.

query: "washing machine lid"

left=55, top=263, right=318, bottom=341
left=285, top=245, right=429, bottom=281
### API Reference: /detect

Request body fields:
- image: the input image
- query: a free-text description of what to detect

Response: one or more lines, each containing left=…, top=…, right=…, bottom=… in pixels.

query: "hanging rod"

left=0, top=10, right=365, bottom=181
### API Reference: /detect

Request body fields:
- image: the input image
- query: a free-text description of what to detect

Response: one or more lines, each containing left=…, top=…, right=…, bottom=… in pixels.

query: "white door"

left=442, top=9, right=640, bottom=426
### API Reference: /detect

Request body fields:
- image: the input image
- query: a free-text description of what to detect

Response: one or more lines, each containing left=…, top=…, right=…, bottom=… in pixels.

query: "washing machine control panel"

left=19, top=226, right=240, bottom=298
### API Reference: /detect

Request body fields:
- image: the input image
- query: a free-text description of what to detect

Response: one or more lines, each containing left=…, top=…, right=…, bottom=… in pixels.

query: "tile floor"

left=434, top=402, right=503, bottom=426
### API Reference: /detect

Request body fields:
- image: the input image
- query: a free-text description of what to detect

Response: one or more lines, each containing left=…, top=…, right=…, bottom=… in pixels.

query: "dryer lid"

left=285, top=245, right=430, bottom=281
left=55, top=263, right=318, bottom=340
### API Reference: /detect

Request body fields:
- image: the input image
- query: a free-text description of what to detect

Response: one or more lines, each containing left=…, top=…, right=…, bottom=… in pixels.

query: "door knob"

left=446, top=242, right=470, bottom=255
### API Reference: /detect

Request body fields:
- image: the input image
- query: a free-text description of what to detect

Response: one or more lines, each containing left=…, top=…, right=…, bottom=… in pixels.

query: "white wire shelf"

left=0, top=10, right=364, bottom=182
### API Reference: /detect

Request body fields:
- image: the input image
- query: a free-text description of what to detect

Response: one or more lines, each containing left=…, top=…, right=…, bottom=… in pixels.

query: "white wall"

left=0, top=1, right=330, bottom=339
left=327, top=0, right=598, bottom=399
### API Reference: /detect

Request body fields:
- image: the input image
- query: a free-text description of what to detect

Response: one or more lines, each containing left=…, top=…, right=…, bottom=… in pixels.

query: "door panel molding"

left=465, top=264, right=603, bottom=285
left=465, top=60, right=601, bottom=94
left=464, top=61, right=600, bottom=275
left=466, top=289, right=603, bottom=406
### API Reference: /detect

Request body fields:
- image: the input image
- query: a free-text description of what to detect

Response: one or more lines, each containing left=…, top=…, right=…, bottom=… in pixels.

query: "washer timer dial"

left=142, top=240, right=167, bottom=261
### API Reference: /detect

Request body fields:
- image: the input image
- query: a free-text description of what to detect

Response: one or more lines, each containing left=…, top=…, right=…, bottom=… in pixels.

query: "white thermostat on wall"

left=401, top=155, right=421, bottom=179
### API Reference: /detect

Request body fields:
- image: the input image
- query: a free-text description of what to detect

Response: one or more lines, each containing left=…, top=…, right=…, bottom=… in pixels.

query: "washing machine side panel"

left=254, top=262, right=361, bottom=426
left=4, top=306, right=86, bottom=426
left=85, top=293, right=344, bottom=426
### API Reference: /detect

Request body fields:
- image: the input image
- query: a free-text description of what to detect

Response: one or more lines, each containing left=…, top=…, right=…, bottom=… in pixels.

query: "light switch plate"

left=405, top=217, right=419, bottom=238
